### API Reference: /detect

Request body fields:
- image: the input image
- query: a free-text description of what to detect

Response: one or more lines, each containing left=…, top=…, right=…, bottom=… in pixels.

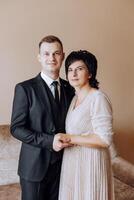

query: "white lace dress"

left=59, top=90, right=115, bottom=200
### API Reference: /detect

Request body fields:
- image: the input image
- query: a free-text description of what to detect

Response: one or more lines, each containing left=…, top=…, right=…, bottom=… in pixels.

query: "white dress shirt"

left=41, top=71, right=60, bottom=98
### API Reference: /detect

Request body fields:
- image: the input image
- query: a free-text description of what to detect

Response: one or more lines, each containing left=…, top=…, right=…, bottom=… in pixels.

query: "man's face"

left=38, top=42, right=64, bottom=76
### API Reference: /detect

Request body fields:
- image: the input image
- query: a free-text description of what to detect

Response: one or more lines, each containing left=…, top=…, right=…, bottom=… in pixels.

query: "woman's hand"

left=64, top=134, right=109, bottom=149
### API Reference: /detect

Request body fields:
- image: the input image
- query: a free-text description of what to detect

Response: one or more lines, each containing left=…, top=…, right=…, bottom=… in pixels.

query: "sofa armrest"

left=112, top=156, right=134, bottom=187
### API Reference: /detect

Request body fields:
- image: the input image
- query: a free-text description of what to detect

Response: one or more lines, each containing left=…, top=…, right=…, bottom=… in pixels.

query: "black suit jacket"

left=10, top=74, right=74, bottom=181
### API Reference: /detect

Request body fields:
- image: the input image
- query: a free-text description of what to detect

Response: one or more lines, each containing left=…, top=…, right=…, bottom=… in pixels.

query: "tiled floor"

left=0, top=183, right=20, bottom=200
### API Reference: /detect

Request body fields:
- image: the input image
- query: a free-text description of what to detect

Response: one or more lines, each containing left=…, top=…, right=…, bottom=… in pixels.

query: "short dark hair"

left=39, top=35, right=63, bottom=51
left=65, top=50, right=99, bottom=89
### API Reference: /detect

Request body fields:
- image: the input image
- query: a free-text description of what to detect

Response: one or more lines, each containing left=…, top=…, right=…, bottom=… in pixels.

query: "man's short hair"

left=39, top=35, right=63, bottom=51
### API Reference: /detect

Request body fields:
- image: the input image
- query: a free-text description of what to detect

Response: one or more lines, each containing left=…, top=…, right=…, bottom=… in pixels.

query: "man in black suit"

left=10, top=35, right=74, bottom=200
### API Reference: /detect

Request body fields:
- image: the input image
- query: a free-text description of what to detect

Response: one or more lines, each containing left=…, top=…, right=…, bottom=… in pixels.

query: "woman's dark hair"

left=65, top=50, right=99, bottom=89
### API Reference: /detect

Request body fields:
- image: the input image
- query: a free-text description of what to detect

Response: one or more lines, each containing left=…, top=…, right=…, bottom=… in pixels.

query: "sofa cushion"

left=114, top=178, right=134, bottom=200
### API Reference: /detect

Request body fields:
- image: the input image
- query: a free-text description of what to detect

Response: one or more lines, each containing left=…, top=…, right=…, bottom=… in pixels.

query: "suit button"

left=51, top=129, right=55, bottom=134
left=49, top=149, right=53, bottom=152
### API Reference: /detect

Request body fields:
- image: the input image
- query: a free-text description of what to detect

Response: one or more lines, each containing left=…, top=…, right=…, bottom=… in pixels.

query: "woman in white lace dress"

left=58, top=50, right=115, bottom=200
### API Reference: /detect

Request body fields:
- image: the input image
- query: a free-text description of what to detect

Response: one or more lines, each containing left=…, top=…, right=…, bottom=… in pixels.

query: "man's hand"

left=53, top=133, right=71, bottom=152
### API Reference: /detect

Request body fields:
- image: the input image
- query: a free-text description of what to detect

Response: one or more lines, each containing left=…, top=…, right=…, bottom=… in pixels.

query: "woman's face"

left=67, top=60, right=91, bottom=89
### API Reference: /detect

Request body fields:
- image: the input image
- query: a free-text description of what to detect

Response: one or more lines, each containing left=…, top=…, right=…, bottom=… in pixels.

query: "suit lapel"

left=60, top=78, right=68, bottom=112
left=35, top=74, right=54, bottom=122
left=60, top=78, right=74, bottom=114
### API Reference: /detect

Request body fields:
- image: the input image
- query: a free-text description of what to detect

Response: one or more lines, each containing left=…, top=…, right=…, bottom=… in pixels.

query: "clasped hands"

left=53, top=133, right=72, bottom=152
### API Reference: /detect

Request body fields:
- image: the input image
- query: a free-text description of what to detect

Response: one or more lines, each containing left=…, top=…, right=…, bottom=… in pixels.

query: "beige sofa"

left=110, top=144, right=134, bottom=199
left=0, top=125, right=134, bottom=200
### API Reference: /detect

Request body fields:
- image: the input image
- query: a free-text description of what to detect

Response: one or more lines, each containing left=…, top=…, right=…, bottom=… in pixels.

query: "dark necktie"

left=52, top=81, right=60, bottom=106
